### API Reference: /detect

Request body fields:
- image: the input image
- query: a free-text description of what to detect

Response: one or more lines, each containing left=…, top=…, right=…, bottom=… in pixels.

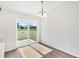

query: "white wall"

left=0, top=9, right=40, bottom=52
left=41, top=1, right=79, bottom=57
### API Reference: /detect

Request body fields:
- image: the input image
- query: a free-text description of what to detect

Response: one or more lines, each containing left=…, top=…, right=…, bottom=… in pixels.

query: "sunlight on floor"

left=16, top=39, right=36, bottom=48
left=18, top=43, right=53, bottom=58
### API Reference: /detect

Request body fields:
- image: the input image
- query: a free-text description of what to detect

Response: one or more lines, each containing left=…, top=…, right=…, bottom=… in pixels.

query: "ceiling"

left=0, top=1, right=63, bottom=16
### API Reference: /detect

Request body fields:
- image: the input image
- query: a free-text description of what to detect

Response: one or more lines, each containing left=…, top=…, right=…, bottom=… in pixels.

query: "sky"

left=16, top=19, right=37, bottom=26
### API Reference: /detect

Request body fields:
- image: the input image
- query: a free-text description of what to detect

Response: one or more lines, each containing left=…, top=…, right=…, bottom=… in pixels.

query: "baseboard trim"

left=39, top=42, right=78, bottom=58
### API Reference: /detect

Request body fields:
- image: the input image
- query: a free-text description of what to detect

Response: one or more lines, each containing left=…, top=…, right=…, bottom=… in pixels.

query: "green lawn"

left=17, top=29, right=37, bottom=41
left=29, top=29, right=37, bottom=41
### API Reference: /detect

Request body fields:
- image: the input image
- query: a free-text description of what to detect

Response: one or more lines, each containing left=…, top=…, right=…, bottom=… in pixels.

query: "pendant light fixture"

left=37, top=1, right=47, bottom=18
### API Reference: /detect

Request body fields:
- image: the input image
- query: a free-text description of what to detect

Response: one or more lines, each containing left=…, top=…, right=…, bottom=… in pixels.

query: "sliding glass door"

left=29, top=21, right=37, bottom=41
left=16, top=19, right=38, bottom=47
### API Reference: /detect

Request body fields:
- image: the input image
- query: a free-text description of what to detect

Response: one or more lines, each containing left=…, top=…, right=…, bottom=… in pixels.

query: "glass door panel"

left=17, top=20, right=28, bottom=40
left=29, top=25, right=37, bottom=41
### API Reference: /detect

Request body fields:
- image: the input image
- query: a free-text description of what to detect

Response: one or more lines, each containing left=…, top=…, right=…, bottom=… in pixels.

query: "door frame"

left=16, top=19, right=40, bottom=47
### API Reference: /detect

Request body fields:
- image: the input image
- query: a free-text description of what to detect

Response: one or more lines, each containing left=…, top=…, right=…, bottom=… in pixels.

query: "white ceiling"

left=0, top=1, right=63, bottom=16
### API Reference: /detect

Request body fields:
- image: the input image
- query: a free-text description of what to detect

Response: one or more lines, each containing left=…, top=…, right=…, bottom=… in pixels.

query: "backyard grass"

left=17, top=29, right=37, bottom=41
left=29, top=29, right=37, bottom=41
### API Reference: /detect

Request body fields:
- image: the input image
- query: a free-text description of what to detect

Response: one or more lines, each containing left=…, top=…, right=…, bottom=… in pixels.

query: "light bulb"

left=37, top=12, right=47, bottom=18
left=43, top=13, right=47, bottom=18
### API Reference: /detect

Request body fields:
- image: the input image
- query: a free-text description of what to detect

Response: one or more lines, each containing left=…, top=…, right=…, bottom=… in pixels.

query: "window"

left=16, top=19, right=37, bottom=41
